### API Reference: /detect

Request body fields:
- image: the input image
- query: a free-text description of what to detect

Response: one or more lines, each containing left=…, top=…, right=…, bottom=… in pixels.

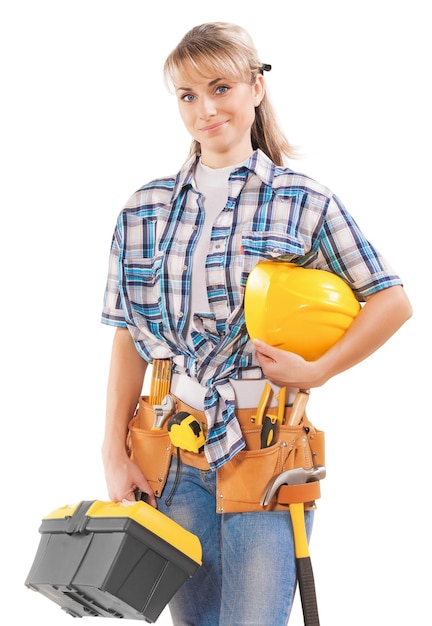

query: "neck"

left=200, top=145, right=253, bottom=169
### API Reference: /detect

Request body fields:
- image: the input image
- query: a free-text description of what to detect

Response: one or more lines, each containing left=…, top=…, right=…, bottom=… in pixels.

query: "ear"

left=252, top=73, right=265, bottom=106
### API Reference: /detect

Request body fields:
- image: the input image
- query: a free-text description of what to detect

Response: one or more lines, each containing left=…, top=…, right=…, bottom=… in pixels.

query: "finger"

left=147, top=493, right=157, bottom=508
left=135, top=484, right=157, bottom=508
left=252, top=338, right=267, bottom=351
left=252, top=339, right=276, bottom=360
left=122, top=487, right=139, bottom=502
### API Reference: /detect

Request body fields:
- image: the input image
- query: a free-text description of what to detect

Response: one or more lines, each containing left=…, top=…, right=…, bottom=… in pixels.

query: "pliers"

left=253, top=383, right=286, bottom=448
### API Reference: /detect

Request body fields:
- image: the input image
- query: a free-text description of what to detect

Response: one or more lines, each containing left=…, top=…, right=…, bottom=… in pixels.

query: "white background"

left=1, top=1, right=430, bottom=624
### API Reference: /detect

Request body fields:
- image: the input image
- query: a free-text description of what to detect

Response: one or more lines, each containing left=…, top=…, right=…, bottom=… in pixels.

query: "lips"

left=199, top=121, right=227, bottom=133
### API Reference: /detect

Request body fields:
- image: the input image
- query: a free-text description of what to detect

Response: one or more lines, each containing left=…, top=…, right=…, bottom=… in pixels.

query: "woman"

left=101, top=22, right=412, bottom=625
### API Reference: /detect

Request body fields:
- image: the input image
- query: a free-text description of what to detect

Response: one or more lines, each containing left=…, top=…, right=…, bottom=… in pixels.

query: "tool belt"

left=127, top=394, right=325, bottom=513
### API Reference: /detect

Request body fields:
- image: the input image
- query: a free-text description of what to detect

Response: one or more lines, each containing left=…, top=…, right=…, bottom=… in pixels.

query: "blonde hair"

left=163, top=22, right=295, bottom=165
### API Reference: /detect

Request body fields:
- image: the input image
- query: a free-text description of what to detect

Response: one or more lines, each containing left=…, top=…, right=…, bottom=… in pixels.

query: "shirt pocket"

left=240, top=230, right=305, bottom=287
left=122, top=254, right=164, bottom=324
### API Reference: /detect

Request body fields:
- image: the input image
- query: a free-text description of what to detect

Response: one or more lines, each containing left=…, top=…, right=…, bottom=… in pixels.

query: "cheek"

left=241, top=102, right=257, bottom=129
left=178, top=108, right=200, bottom=141
left=177, top=105, right=193, bottom=129
left=238, top=92, right=258, bottom=122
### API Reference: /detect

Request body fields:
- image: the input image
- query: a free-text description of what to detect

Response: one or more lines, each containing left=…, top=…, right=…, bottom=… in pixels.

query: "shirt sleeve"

left=313, top=194, right=403, bottom=300
left=101, top=224, right=127, bottom=327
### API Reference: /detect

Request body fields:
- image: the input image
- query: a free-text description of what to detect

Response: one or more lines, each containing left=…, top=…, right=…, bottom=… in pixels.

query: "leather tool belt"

left=127, top=394, right=325, bottom=513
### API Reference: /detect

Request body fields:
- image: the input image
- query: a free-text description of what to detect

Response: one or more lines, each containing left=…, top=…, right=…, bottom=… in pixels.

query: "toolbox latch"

left=64, top=500, right=95, bottom=535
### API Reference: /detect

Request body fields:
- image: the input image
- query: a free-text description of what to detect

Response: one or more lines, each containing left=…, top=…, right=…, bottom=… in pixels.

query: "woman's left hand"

left=253, top=339, right=322, bottom=389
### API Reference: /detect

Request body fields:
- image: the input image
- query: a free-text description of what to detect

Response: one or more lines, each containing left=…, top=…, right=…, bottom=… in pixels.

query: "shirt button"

left=192, top=225, right=198, bottom=231
left=179, top=311, right=183, bottom=317
left=182, top=265, right=188, bottom=271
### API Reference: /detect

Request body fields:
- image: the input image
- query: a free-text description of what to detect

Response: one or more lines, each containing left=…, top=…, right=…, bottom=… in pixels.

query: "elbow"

left=393, top=285, right=413, bottom=328
left=399, top=285, right=413, bottom=323
left=403, top=296, right=413, bottom=324
left=364, top=284, right=413, bottom=330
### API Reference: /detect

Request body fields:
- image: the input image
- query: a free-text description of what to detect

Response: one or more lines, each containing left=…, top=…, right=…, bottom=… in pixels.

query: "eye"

left=181, top=93, right=196, bottom=103
left=215, top=85, right=230, bottom=95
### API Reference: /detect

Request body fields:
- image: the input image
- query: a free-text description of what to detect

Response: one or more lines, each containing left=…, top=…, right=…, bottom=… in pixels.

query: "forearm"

left=315, top=284, right=413, bottom=385
left=101, top=327, right=157, bottom=504
left=254, top=285, right=413, bottom=389
left=102, top=327, right=147, bottom=461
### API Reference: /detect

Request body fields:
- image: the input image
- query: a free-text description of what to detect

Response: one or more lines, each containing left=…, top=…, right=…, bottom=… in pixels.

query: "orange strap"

left=277, top=481, right=321, bottom=505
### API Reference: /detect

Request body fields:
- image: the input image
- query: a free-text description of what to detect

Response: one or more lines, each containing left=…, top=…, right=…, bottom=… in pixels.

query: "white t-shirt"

left=187, top=159, right=232, bottom=328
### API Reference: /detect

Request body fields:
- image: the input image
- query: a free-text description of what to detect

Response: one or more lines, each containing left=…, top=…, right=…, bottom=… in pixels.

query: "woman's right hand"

left=103, top=451, right=157, bottom=508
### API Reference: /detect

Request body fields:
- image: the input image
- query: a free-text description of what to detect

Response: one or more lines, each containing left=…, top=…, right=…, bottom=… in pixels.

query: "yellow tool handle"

left=277, top=386, right=287, bottom=423
left=290, top=502, right=309, bottom=558
left=254, top=381, right=272, bottom=425
left=287, top=389, right=310, bottom=426
left=291, top=501, right=320, bottom=625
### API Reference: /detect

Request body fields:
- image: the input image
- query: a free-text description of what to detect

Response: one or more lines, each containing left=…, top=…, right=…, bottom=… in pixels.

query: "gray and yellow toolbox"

left=25, top=499, right=202, bottom=622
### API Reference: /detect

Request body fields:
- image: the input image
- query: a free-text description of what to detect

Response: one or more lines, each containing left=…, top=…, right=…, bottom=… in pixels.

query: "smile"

left=199, top=121, right=227, bottom=133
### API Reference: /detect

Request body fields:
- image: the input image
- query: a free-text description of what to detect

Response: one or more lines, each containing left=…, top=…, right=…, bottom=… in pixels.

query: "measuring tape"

left=167, top=412, right=206, bottom=453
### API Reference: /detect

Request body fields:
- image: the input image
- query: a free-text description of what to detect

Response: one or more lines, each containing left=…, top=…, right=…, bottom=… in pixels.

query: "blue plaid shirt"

left=102, top=149, right=402, bottom=469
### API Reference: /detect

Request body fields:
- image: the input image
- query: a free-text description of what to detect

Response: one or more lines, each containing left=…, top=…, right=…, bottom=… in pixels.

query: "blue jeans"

left=157, top=457, right=314, bottom=626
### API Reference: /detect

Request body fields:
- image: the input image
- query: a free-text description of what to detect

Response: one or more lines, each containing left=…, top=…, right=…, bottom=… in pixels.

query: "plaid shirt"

left=102, top=149, right=402, bottom=469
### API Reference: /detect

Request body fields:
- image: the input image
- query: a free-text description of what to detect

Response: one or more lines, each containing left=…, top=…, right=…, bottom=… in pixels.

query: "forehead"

left=171, top=58, right=246, bottom=89
left=174, top=72, right=224, bottom=92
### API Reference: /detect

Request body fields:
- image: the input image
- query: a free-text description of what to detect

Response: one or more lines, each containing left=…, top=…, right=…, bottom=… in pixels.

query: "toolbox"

left=25, top=499, right=202, bottom=622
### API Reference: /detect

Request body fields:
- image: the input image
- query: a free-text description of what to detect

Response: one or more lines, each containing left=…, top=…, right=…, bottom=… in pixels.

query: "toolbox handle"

left=134, top=490, right=149, bottom=503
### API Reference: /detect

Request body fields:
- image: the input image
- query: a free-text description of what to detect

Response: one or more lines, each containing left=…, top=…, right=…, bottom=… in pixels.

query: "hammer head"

left=260, top=465, right=326, bottom=506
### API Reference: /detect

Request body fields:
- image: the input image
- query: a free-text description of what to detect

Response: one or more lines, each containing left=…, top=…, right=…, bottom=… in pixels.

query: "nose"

left=198, top=95, right=217, bottom=119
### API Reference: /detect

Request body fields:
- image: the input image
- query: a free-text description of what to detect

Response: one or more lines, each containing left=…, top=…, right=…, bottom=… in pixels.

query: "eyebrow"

left=176, top=78, right=223, bottom=92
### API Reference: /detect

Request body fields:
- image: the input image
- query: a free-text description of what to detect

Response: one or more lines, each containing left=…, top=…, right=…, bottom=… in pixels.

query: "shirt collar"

left=172, top=154, right=198, bottom=200
left=171, top=149, right=278, bottom=201
left=244, top=149, right=278, bottom=187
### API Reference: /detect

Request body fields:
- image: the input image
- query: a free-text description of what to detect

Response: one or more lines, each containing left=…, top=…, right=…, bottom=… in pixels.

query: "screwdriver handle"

left=287, top=390, right=310, bottom=426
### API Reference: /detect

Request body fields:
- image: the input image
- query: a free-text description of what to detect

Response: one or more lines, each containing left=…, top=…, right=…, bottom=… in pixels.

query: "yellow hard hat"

left=245, top=262, right=361, bottom=360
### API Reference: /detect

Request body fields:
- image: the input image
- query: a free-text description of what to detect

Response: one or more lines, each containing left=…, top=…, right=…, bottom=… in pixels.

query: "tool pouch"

left=128, top=397, right=325, bottom=513
left=127, top=397, right=172, bottom=498
left=216, top=411, right=325, bottom=513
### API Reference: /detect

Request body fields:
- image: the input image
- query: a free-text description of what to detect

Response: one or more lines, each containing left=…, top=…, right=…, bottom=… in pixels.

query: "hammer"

left=261, top=465, right=326, bottom=626
left=260, top=466, right=326, bottom=506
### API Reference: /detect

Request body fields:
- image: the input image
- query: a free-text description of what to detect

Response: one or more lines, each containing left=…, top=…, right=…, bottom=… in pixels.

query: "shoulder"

left=121, top=175, right=177, bottom=216
left=251, top=150, right=335, bottom=202
left=272, top=166, right=334, bottom=202
left=118, top=155, right=197, bottom=219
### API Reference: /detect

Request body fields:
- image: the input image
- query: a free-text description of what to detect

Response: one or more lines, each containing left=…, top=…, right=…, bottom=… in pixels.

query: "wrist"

left=101, top=433, right=129, bottom=464
left=309, top=354, right=334, bottom=388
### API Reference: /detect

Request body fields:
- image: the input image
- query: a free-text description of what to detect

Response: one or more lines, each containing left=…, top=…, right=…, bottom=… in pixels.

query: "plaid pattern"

left=102, top=149, right=402, bottom=469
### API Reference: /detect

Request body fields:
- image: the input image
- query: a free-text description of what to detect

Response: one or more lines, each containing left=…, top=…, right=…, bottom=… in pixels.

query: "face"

left=175, top=67, right=265, bottom=168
